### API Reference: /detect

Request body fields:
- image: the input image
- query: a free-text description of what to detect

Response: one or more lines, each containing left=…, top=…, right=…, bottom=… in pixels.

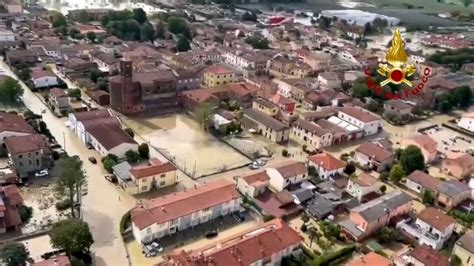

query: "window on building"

left=160, top=181, right=166, bottom=186
left=28, top=153, right=31, bottom=157
left=36, top=159, right=39, bottom=165
left=141, top=186, right=148, bottom=191
left=29, top=161, right=32, bottom=165
left=19, top=162, right=23, bottom=167
left=19, top=155, right=22, bottom=159
left=160, top=174, right=166, bottom=178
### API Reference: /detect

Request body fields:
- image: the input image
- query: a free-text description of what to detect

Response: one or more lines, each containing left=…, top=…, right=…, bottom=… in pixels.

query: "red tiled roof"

left=353, top=173, right=378, bottom=187
left=172, top=219, right=302, bottom=266
left=5, top=134, right=50, bottom=155
left=410, top=134, right=437, bottom=153
left=274, top=161, right=308, bottom=179
left=131, top=179, right=240, bottom=229
left=50, top=88, right=68, bottom=98
left=347, top=252, right=391, bottom=266
left=32, top=255, right=71, bottom=266
left=410, top=245, right=450, bottom=266
left=0, top=185, right=23, bottom=205
left=340, top=106, right=380, bottom=123
left=295, top=119, right=330, bottom=137
left=406, top=170, right=441, bottom=191
left=417, top=207, right=455, bottom=231
left=72, top=109, right=111, bottom=122
left=205, top=65, right=234, bottom=75
left=356, top=142, right=393, bottom=162
left=0, top=112, right=35, bottom=134
left=309, top=152, right=345, bottom=171
left=30, top=67, right=55, bottom=80
left=241, top=171, right=270, bottom=186
left=270, top=94, right=295, bottom=105
left=129, top=162, right=177, bottom=179
left=87, top=123, right=137, bottom=150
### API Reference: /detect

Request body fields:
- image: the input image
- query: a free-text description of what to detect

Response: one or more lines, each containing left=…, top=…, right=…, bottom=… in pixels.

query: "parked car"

left=150, top=242, right=164, bottom=253
left=88, top=157, right=97, bottom=164
left=142, top=244, right=157, bottom=258
left=205, top=230, right=218, bottom=238
left=248, top=162, right=259, bottom=170
left=104, top=174, right=117, bottom=183
left=35, top=169, right=49, bottom=178
left=256, top=159, right=267, bottom=166
left=233, top=212, right=245, bottom=222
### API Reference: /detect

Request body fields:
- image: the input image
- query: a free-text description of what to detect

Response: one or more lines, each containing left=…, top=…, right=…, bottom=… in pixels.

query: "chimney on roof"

left=161, top=207, right=166, bottom=213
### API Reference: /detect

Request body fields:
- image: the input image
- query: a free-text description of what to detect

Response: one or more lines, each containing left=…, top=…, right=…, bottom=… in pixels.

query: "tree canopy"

left=167, top=17, right=192, bottom=39
left=389, top=164, right=405, bottom=183
left=56, top=156, right=85, bottom=218
left=176, top=36, right=191, bottom=52
left=51, top=13, right=67, bottom=28
left=400, top=145, right=425, bottom=174
left=49, top=219, right=94, bottom=255
left=133, top=8, right=147, bottom=24
left=245, top=36, right=270, bottom=49
left=0, top=76, right=23, bottom=104
left=140, top=23, right=155, bottom=42
left=0, top=242, right=29, bottom=266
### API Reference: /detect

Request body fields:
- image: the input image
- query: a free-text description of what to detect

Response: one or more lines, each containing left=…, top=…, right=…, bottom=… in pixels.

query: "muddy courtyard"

left=123, top=114, right=251, bottom=178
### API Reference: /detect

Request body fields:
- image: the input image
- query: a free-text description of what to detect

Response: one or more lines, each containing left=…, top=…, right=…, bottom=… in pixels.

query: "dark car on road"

left=205, top=230, right=218, bottom=238
left=88, top=157, right=97, bottom=164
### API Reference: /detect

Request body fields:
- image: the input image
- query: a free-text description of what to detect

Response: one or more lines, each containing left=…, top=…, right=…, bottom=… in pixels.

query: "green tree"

left=389, top=164, right=405, bottom=183
left=0, top=242, right=29, bottom=266
left=17, top=67, right=31, bottom=81
left=138, top=143, right=150, bottom=159
left=49, top=219, right=94, bottom=255
left=176, top=36, right=191, bottom=52
left=320, top=221, right=341, bottom=239
left=125, top=19, right=141, bottom=40
left=301, top=212, right=310, bottom=224
left=67, top=88, right=81, bottom=99
left=140, top=23, right=155, bottom=42
left=351, top=83, right=371, bottom=99
left=318, top=16, right=331, bottom=29
left=195, top=102, right=215, bottom=131
left=307, top=227, right=318, bottom=248
left=133, top=8, right=147, bottom=24
left=51, top=12, right=67, bottom=28
left=0, top=76, right=23, bottom=103
left=56, top=156, right=85, bottom=218
left=400, top=145, right=425, bottom=174
left=168, top=17, right=191, bottom=38
left=377, top=227, right=395, bottom=243
left=154, top=21, right=166, bottom=39
left=89, top=69, right=104, bottom=83
left=69, top=28, right=81, bottom=39
left=125, top=149, right=140, bottom=164
left=18, top=205, right=33, bottom=223
left=77, top=10, right=90, bottom=23
left=86, top=32, right=96, bottom=43
left=245, top=36, right=270, bottom=49
left=101, top=154, right=118, bottom=173
left=124, top=128, right=134, bottom=138
left=380, top=185, right=387, bottom=194
left=451, top=254, right=462, bottom=266
left=462, top=0, right=472, bottom=7
left=422, top=190, right=435, bottom=206
left=452, top=86, right=472, bottom=108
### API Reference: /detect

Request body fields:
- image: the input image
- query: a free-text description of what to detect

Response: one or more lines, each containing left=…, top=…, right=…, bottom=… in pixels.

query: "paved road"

left=0, top=59, right=133, bottom=265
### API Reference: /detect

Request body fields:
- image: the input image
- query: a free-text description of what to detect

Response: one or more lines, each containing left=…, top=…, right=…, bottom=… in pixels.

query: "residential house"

left=113, top=158, right=178, bottom=195
left=458, top=112, right=474, bottom=133
left=269, top=54, right=311, bottom=78
left=130, top=179, right=241, bottom=243
left=254, top=189, right=303, bottom=219
left=0, top=112, right=35, bottom=145
left=348, top=252, right=392, bottom=266
left=337, top=107, right=382, bottom=137
left=30, top=67, right=59, bottom=89
left=221, top=47, right=269, bottom=74
left=401, top=134, right=438, bottom=163
left=0, top=185, right=23, bottom=234
left=32, top=255, right=71, bottom=266
left=308, top=152, right=345, bottom=179
left=242, top=109, right=289, bottom=143
left=269, top=94, right=296, bottom=115
left=405, top=170, right=442, bottom=195
left=346, top=173, right=383, bottom=201
left=441, top=152, right=474, bottom=179
left=236, top=171, right=270, bottom=198
left=296, top=49, right=331, bottom=71
left=0, top=29, right=14, bottom=42
left=49, top=88, right=69, bottom=115
left=339, top=190, right=412, bottom=241
left=68, top=109, right=138, bottom=158
left=267, top=161, right=308, bottom=192
left=252, top=98, right=279, bottom=117
left=354, top=142, right=395, bottom=172
left=5, top=49, right=39, bottom=66
left=435, top=180, right=471, bottom=210
left=203, top=65, right=236, bottom=87
left=5, top=134, right=52, bottom=178
left=453, top=230, right=474, bottom=266
left=162, top=219, right=302, bottom=266
left=397, top=207, right=456, bottom=250
left=291, top=119, right=333, bottom=151
left=395, top=245, right=450, bottom=266
left=318, top=72, right=341, bottom=90
left=383, top=100, right=414, bottom=119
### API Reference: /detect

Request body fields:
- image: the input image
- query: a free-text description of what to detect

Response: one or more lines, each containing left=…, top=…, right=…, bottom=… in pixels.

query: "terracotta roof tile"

left=406, top=170, right=441, bottom=191
left=87, top=123, right=137, bottom=150
left=274, top=161, right=308, bottom=179
left=0, top=112, right=35, bottom=134
left=309, top=152, right=345, bottom=171
left=410, top=245, right=449, bottom=266
left=410, top=134, right=438, bottom=153
left=340, top=106, right=380, bottom=123
left=129, top=162, right=177, bottom=179
left=295, top=119, right=330, bottom=137
left=241, top=171, right=270, bottom=186
left=50, top=88, right=68, bottom=98
left=32, top=255, right=71, bottom=266
left=417, top=207, right=455, bottom=231
left=5, top=134, right=50, bottom=155
left=131, top=179, right=240, bottom=229
left=206, top=65, right=234, bottom=75
left=347, top=252, right=391, bottom=266
left=356, top=142, right=393, bottom=162
left=353, top=173, right=378, bottom=187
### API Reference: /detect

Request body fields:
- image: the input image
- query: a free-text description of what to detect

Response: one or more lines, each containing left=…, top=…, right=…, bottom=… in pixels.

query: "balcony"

left=396, top=218, right=443, bottom=249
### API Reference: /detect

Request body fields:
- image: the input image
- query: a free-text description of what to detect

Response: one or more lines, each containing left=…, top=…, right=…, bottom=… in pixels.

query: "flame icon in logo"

left=377, top=29, right=416, bottom=87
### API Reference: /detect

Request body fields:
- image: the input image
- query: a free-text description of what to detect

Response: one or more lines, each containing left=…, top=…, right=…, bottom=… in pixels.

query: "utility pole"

left=63, top=131, right=66, bottom=150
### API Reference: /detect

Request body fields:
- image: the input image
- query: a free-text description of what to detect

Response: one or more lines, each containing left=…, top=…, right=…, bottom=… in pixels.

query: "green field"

left=367, top=0, right=474, bottom=14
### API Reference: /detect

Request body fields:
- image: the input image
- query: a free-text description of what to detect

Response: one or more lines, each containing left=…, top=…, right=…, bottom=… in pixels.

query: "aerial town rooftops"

left=86, top=123, right=136, bottom=150
left=30, top=67, right=56, bottom=80
left=356, top=142, right=393, bottom=163
left=274, top=161, right=307, bottom=179
left=410, top=245, right=450, bottom=266
left=205, top=65, right=234, bottom=75
left=129, top=161, right=177, bottom=179
left=406, top=170, right=441, bottom=191
left=339, top=106, right=380, bottom=123
left=243, top=109, right=288, bottom=131
left=436, top=180, right=470, bottom=198
left=131, top=179, right=240, bottom=229
left=417, top=207, right=456, bottom=232
left=5, top=134, right=50, bottom=155
left=50, top=88, right=68, bottom=98
left=456, top=229, right=474, bottom=253
left=347, top=252, right=392, bottom=266
left=0, top=112, right=35, bottom=134
left=353, top=173, right=378, bottom=187
left=241, top=171, right=270, bottom=186
left=409, top=134, right=438, bottom=153
left=308, top=152, right=345, bottom=171
left=295, top=119, right=330, bottom=137
left=351, top=190, right=411, bottom=222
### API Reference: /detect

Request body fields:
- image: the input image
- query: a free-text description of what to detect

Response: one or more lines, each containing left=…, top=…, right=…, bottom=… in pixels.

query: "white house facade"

left=32, top=76, right=58, bottom=89
left=458, top=113, right=474, bottom=132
